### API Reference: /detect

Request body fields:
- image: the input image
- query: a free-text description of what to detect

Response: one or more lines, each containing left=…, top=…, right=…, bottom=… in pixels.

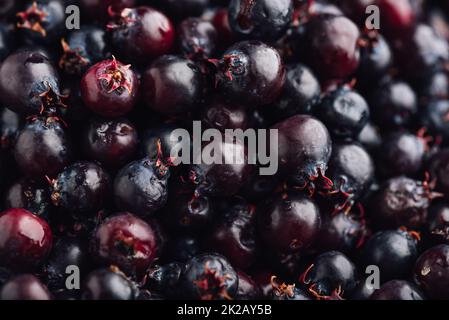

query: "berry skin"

left=113, top=158, right=169, bottom=217
left=0, top=23, right=15, bottom=61
left=214, top=40, right=285, bottom=107
left=80, top=57, right=139, bottom=118
left=228, top=0, right=294, bottom=41
left=4, top=178, right=52, bottom=219
left=82, top=268, right=137, bottom=300
left=357, top=34, right=392, bottom=84
left=371, top=176, right=438, bottom=229
left=422, top=100, right=449, bottom=139
left=361, top=229, right=419, bottom=282
left=16, top=0, right=65, bottom=45
left=316, top=87, right=370, bottom=139
left=83, top=117, right=138, bottom=169
left=0, top=274, right=51, bottom=300
left=257, top=192, right=321, bottom=255
left=90, top=213, right=159, bottom=277
left=271, top=63, right=321, bottom=121
left=108, top=6, right=175, bottom=63
left=143, top=55, right=203, bottom=116
left=414, top=244, right=449, bottom=299
left=201, top=99, right=248, bottom=132
left=378, top=132, right=426, bottom=178
left=45, top=237, right=90, bottom=292
left=50, top=161, right=111, bottom=214
left=326, top=142, right=375, bottom=201
left=179, top=253, right=238, bottom=300
left=0, top=107, right=21, bottom=150
left=189, top=136, right=253, bottom=196
left=177, top=18, right=218, bottom=59
left=272, top=115, right=332, bottom=187
left=376, top=0, right=416, bottom=38
left=207, top=201, right=257, bottom=270
left=140, top=123, right=181, bottom=161
left=14, top=117, right=72, bottom=180
left=162, top=236, right=200, bottom=263
left=301, top=251, right=357, bottom=299
left=298, top=14, right=360, bottom=81
left=371, top=280, right=424, bottom=300
left=59, top=26, right=110, bottom=76
left=428, top=149, right=449, bottom=198
left=0, top=208, right=52, bottom=271
left=369, top=79, right=417, bottom=129
left=163, top=0, right=210, bottom=19
left=426, top=203, right=449, bottom=244
left=0, top=50, right=65, bottom=115
left=236, top=271, right=263, bottom=300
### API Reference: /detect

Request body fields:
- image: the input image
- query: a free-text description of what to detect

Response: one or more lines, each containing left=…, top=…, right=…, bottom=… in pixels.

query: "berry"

left=207, top=200, right=257, bottom=269
left=178, top=18, right=218, bottom=59
left=113, top=158, right=169, bottom=217
left=271, top=63, right=321, bottom=121
left=214, top=40, right=285, bottom=106
left=79, top=0, right=136, bottom=22
left=271, top=276, right=310, bottom=300
left=163, top=0, right=210, bottom=19
left=377, top=0, right=416, bottom=37
left=228, top=0, right=294, bottom=41
left=236, top=271, right=263, bottom=300
left=201, top=99, right=248, bottom=132
left=426, top=202, right=449, bottom=243
left=4, top=178, right=52, bottom=219
left=0, top=23, right=15, bottom=61
left=80, top=57, right=139, bottom=117
left=108, top=6, right=175, bottom=63
left=82, top=268, right=137, bottom=300
left=361, top=229, right=419, bottom=282
left=428, top=149, right=449, bottom=197
left=90, top=213, right=159, bottom=276
left=371, top=280, right=424, bottom=300
left=357, top=34, right=392, bottom=85
left=371, top=176, right=439, bottom=228
left=82, top=117, right=138, bottom=169
left=59, top=26, right=110, bottom=76
left=50, top=161, right=111, bottom=214
left=301, top=251, right=357, bottom=299
left=16, top=0, right=65, bottom=45
left=0, top=107, right=21, bottom=150
left=14, top=117, right=72, bottom=180
left=298, top=14, right=360, bottom=81
left=257, top=192, right=321, bottom=254
left=357, top=122, right=382, bottom=152
left=414, top=244, right=449, bottom=299
left=0, top=50, right=65, bottom=115
left=272, top=115, right=332, bottom=188
left=162, top=235, right=200, bottom=263
left=316, top=87, right=370, bottom=139
left=179, top=253, right=238, bottom=300
left=0, top=208, right=52, bottom=271
left=0, top=274, right=51, bottom=300
left=143, top=55, right=203, bottom=116
left=140, top=123, right=181, bottom=161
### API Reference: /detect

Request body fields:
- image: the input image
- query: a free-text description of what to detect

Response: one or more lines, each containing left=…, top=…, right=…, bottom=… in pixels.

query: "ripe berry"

left=371, top=176, right=439, bottom=228
left=0, top=107, right=21, bottom=150
left=428, top=149, right=449, bottom=198
left=114, top=158, right=169, bottom=217
left=80, top=57, right=139, bottom=117
left=50, top=161, right=111, bottom=214
left=140, top=123, right=181, bottom=161
left=298, top=14, right=360, bottom=81
left=90, top=213, right=159, bottom=276
left=14, top=117, right=72, bottom=180
left=257, top=192, right=321, bottom=254
left=0, top=23, right=14, bottom=61
left=143, top=55, right=203, bottom=116
left=108, top=6, right=175, bottom=63
left=179, top=253, right=238, bottom=300
left=272, top=115, right=332, bottom=188
left=361, top=229, right=419, bottom=282
left=0, top=208, right=52, bottom=271
left=426, top=203, right=449, bottom=243
left=214, top=41, right=285, bottom=106
left=79, top=0, right=136, bottom=22
left=82, top=117, right=138, bottom=169
left=271, top=63, right=321, bottom=121
left=414, top=244, right=449, bottom=299
left=301, top=251, right=357, bottom=299
left=59, top=26, right=110, bottom=76
left=201, top=99, right=248, bottom=132
left=0, top=274, right=51, bottom=300
left=82, top=268, right=137, bottom=300
left=236, top=271, right=263, bottom=300
left=371, top=280, right=424, bottom=300
left=316, top=87, right=370, bottom=139
left=4, top=178, right=52, bottom=219
left=228, top=0, right=294, bottom=41
left=16, top=0, right=65, bottom=45
left=377, top=0, right=416, bottom=38
left=178, top=18, right=218, bottom=59
left=0, top=50, right=65, bottom=115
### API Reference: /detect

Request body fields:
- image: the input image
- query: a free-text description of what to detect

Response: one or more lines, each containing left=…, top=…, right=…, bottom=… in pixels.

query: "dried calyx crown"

left=16, top=1, right=48, bottom=37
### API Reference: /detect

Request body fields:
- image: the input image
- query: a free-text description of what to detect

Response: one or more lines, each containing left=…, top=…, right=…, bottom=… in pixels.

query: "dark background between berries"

left=0, top=0, right=449, bottom=301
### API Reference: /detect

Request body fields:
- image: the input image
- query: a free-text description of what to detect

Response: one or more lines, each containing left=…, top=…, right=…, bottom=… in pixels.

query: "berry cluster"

left=0, top=0, right=449, bottom=301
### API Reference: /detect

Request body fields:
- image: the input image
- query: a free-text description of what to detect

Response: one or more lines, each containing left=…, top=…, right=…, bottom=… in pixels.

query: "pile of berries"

left=0, top=0, right=449, bottom=300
